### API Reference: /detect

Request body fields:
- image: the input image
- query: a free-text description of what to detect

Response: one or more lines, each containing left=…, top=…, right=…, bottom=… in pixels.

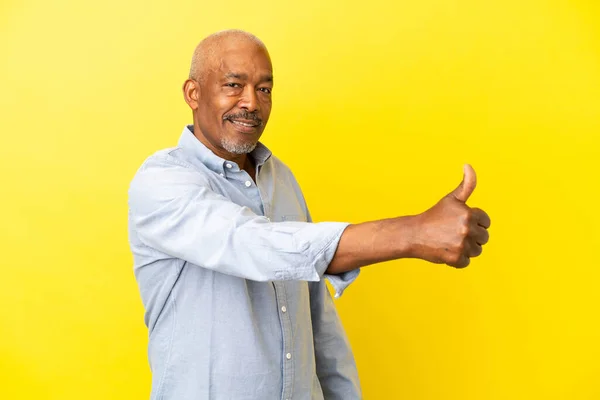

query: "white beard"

left=221, top=137, right=257, bottom=154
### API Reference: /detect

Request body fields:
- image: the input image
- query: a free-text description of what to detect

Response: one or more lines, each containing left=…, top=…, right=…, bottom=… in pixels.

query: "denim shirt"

left=128, top=126, right=362, bottom=400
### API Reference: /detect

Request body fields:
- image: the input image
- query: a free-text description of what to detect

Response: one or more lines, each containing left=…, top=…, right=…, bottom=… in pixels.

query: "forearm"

left=327, top=215, right=418, bottom=275
left=327, top=165, right=492, bottom=273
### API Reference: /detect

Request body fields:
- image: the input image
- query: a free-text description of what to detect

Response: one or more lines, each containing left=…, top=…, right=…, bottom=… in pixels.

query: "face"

left=184, top=42, right=273, bottom=155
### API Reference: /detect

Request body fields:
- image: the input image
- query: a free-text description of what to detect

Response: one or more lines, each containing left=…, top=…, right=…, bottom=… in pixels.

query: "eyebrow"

left=225, top=72, right=273, bottom=83
left=225, top=72, right=246, bottom=80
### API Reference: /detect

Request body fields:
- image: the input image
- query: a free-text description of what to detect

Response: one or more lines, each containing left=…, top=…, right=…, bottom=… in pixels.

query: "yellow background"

left=1, top=0, right=599, bottom=398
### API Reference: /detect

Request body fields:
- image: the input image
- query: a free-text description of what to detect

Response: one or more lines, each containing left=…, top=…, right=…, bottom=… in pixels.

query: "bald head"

left=189, top=30, right=269, bottom=82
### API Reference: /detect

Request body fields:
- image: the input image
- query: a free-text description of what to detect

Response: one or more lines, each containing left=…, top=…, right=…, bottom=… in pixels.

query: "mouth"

left=226, top=118, right=262, bottom=133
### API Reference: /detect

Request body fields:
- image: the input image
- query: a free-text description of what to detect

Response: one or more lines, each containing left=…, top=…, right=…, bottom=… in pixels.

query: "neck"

left=191, top=124, right=253, bottom=171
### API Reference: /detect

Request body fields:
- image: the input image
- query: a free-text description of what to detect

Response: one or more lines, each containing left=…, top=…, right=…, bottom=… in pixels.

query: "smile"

left=226, top=119, right=262, bottom=134
left=231, top=120, right=259, bottom=127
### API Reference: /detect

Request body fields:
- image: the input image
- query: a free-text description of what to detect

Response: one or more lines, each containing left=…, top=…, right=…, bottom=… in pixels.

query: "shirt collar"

left=178, top=125, right=272, bottom=174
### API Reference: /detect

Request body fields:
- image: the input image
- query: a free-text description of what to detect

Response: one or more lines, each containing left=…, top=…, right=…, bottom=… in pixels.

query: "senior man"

left=127, top=29, right=491, bottom=400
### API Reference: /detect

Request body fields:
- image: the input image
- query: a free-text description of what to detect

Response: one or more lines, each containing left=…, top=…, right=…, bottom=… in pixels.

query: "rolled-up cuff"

left=325, top=268, right=360, bottom=298
left=297, top=221, right=359, bottom=297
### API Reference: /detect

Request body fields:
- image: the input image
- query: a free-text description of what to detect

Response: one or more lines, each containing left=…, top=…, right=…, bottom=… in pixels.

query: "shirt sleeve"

left=299, top=182, right=360, bottom=298
left=128, top=154, right=349, bottom=283
left=309, top=280, right=362, bottom=399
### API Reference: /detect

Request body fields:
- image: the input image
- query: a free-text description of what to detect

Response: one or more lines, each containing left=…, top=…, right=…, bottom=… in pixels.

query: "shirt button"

left=286, top=353, right=292, bottom=360
left=281, top=306, right=287, bottom=313
left=245, top=180, right=252, bottom=187
left=225, top=163, right=232, bottom=169
left=219, top=173, right=224, bottom=177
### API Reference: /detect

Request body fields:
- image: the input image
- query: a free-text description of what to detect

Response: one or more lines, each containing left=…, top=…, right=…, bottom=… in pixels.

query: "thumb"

left=450, top=164, right=477, bottom=202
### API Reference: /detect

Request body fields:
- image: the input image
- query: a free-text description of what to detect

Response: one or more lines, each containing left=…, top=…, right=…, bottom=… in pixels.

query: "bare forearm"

left=326, top=165, right=492, bottom=274
left=327, top=216, right=418, bottom=274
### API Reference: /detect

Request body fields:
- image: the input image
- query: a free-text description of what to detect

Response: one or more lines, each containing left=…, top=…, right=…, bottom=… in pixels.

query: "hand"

left=412, top=164, right=491, bottom=268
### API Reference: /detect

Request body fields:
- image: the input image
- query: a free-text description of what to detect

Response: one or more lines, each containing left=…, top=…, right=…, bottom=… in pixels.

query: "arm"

left=128, top=155, right=348, bottom=282
left=130, top=155, right=490, bottom=282
left=327, top=164, right=491, bottom=274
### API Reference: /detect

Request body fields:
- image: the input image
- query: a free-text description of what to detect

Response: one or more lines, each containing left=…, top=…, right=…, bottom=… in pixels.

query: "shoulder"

left=135, top=147, right=197, bottom=173
left=129, top=147, right=212, bottom=196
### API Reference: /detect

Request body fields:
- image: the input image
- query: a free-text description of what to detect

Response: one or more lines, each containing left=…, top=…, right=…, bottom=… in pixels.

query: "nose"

left=238, top=86, right=259, bottom=112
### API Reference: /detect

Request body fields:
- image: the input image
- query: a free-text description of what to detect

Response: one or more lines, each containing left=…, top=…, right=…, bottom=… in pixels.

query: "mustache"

left=223, top=112, right=262, bottom=124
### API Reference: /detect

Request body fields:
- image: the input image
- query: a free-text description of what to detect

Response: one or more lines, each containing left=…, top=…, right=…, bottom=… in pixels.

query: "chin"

left=221, top=138, right=258, bottom=154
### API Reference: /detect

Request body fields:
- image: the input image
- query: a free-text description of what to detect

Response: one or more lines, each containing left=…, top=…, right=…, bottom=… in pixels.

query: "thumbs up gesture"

left=413, top=164, right=491, bottom=268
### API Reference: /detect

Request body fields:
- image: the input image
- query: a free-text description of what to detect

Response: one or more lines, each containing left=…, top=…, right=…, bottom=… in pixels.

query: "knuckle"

left=447, top=252, right=461, bottom=265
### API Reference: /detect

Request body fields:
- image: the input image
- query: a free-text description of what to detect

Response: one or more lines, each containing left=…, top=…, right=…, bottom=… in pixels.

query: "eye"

left=226, top=82, right=242, bottom=88
left=259, top=87, right=272, bottom=94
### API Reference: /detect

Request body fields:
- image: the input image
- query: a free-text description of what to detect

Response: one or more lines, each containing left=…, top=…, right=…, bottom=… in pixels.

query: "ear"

left=183, top=79, right=200, bottom=110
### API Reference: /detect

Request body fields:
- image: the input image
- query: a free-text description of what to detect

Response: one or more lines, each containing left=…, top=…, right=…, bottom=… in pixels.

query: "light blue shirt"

left=128, top=125, right=362, bottom=400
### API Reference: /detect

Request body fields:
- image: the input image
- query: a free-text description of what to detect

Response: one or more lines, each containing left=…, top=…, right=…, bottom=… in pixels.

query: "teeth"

left=232, top=120, right=255, bottom=127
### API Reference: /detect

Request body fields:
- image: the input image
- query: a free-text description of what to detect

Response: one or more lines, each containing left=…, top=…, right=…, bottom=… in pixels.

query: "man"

left=128, top=30, right=490, bottom=400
